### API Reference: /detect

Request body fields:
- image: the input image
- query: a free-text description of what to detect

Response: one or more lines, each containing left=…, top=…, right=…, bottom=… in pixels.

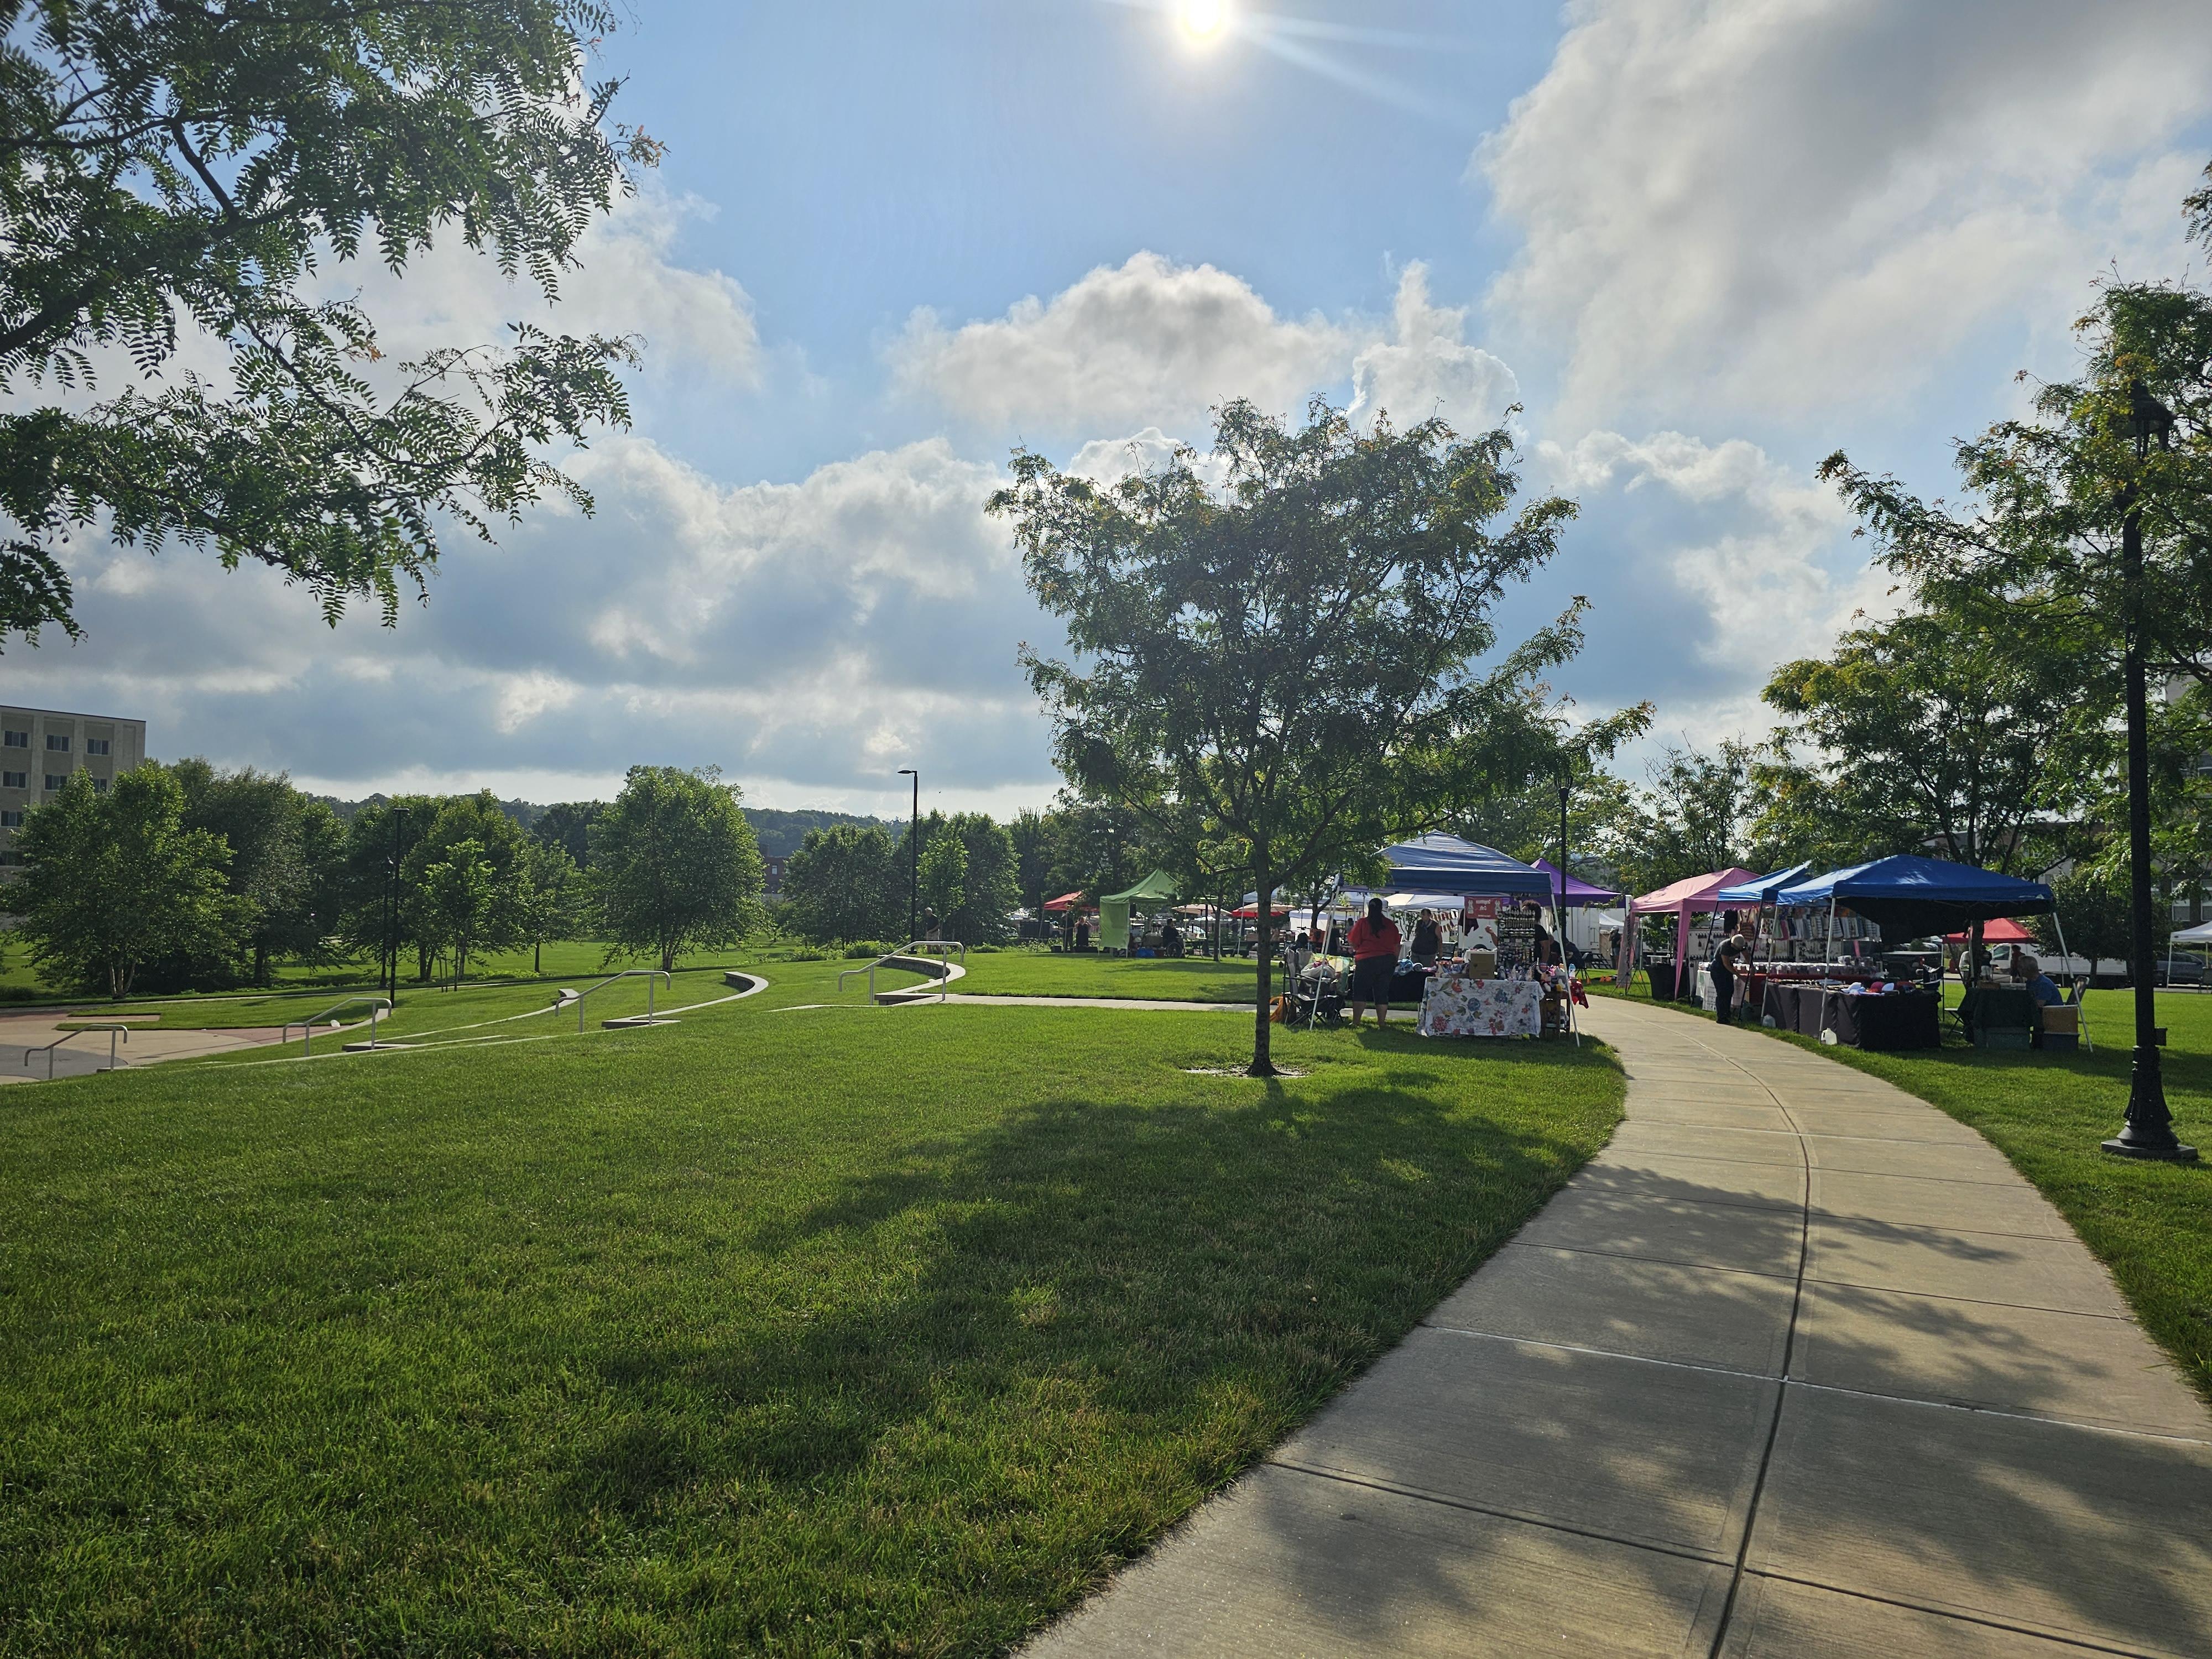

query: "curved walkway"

left=1028, top=995, right=2212, bottom=1657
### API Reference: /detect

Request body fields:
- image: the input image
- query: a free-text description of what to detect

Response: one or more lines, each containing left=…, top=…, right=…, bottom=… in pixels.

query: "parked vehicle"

left=2157, top=950, right=2208, bottom=988
left=1974, top=942, right=2132, bottom=987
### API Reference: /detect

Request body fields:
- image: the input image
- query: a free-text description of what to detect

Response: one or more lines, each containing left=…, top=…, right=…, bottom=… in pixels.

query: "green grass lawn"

left=1603, top=980, right=2212, bottom=1401
left=954, top=949, right=1267, bottom=1002
left=0, top=963, right=1623, bottom=1654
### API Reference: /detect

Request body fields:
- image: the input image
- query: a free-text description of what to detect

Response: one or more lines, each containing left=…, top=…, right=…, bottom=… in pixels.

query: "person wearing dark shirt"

left=1160, top=917, right=1182, bottom=957
left=1347, top=897, right=1404, bottom=1029
left=1411, top=909, right=1442, bottom=963
left=1708, top=933, right=1747, bottom=1024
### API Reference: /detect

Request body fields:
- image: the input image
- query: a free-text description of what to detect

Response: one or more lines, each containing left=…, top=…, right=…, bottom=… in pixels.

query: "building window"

left=85, top=737, right=110, bottom=756
left=2, top=729, right=25, bottom=748
left=45, top=733, right=69, bottom=752
left=44, top=774, right=66, bottom=791
left=91, top=776, right=109, bottom=793
left=0, top=810, right=18, bottom=827
left=0, top=851, right=23, bottom=867
left=1, top=771, right=22, bottom=789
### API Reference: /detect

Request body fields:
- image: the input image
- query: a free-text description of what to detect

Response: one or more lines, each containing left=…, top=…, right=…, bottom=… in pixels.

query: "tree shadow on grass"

left=552, top=1071, right=1613, bottom=1639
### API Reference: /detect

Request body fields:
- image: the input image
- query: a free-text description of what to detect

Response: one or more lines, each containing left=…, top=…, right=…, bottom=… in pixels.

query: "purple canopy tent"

left=1529, top=859, right=1619, bottom=907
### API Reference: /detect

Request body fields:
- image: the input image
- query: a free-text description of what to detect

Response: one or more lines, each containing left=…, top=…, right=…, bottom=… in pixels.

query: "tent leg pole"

left=2056, top=910, right=2090, bottom=1055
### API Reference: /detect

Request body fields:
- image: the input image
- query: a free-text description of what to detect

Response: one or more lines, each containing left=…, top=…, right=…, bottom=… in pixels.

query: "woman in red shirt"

left=1346, top=896, right=1404, bottom=1029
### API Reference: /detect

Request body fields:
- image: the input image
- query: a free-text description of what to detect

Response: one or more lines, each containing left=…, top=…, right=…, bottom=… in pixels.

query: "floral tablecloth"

left=1418, top=974, right=1543, bottom=1039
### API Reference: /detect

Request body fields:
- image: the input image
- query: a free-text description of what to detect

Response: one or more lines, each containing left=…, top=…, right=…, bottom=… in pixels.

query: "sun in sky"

left=1178, top=0, right=1230, bottom=45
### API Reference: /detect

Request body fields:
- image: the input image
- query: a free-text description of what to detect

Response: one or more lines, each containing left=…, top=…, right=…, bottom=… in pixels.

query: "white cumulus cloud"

left=1479, top=0, right=2212, bottom=426
left=890, top=251, right=1355, bottom=434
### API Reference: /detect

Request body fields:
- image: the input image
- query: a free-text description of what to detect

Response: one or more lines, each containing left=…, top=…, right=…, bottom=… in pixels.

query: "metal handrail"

left=575, top=969, right=671, bottom=1031
left=840, top=943, right=962, bottom=1003
left=282, top=997, right=390, bottom=1057
left=23, top=1024, right=129, bottom=1080
left=902, top=939, right=968, bottom=963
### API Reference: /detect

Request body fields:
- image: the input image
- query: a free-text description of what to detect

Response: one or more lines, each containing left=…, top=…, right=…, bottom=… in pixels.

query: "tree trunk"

left=1249, top=854, right=1275, bottom=1076
left=535, top=938, right=543, bottom=974
left=253, top=935, right=270, bottom=987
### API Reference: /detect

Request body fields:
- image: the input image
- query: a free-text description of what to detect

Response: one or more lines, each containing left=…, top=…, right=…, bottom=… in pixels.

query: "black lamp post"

left=898, top=768, right=919, bottom=945
left=384, top=804, right=409, bottom=1003
left=1558, top=783, right=1572, bottom=962
left=2103, top=382, right=2195, bottom=1161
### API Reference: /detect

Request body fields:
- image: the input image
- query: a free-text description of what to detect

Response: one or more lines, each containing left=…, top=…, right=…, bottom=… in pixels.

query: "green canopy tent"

left=1100, top=869, right=1179, bottom=951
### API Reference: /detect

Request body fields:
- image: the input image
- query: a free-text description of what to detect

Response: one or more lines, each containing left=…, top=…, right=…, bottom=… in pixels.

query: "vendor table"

left=1958, top=985, right=2036, bottom=1045
left=1761, top=982, right=1940, bottom=1050
left=1419, top=973, right=1543, bottom=1038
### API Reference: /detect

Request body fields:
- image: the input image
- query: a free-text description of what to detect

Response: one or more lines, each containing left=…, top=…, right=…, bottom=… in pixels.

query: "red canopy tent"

left=1041, top=890, right=1086, bottom=912
left=1943, top=917, right=2036, bottom=943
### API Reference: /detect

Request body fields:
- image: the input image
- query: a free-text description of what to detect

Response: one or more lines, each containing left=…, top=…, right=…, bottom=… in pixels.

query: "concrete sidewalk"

left=1027, top=996, right=2212, bottom=1657
left=0, top=1012, right=282, bottom=1083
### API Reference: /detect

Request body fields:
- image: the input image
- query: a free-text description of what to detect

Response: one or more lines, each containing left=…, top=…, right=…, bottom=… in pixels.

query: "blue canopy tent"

left=1378, top=833, right=1553, bottom=897
left=1714, top=863, right=1814, bottom=906
left=1775, top=855, right=2057, bottom=950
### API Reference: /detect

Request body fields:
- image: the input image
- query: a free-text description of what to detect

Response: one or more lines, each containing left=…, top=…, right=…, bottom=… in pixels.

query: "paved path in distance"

left=0, top=1011, right=286, bottom=1083
left=1027, top=994, right=2212, bottom=1657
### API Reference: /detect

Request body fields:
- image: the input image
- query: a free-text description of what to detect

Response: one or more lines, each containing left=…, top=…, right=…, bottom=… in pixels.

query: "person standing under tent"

left=1709, top=932, right=1749, bottom=1025
left=1347, top=897, right=1404, bottom=1029
left=1411, top=908, right=1442, bottom=963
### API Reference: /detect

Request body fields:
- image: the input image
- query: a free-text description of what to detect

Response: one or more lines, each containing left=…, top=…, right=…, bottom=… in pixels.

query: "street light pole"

left=898, top=769, right=919, bottom=945
left=384, top=804, right=409, bottom=1004
left=1558, top=783, right=1572, bottom=959
left=2104, top=383, right=2195, bottom=1161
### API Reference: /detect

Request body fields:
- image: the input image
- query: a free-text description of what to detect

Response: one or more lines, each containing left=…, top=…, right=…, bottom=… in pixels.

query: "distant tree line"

left=7, top=764, right=764, bottom=998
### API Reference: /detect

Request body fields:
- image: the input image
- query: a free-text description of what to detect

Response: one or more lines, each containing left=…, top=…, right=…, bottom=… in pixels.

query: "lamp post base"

left=2101, top=1135, right=2199, bottom=1161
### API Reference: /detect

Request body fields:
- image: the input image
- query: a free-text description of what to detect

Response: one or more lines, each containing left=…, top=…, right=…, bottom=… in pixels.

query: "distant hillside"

left=742, top=808, right=896, bottom=858
left=310, top=793, right=888, bottom=859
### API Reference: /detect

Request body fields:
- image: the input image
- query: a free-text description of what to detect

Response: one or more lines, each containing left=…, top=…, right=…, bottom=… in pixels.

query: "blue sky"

left=18, top=0, right=2212, bottom=818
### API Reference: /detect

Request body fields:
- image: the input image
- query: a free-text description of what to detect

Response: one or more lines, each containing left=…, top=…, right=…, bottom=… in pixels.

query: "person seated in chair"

left=2020, top=953, right=2066, bottom=1009
left=1160, top=917, right=1182, bottom=957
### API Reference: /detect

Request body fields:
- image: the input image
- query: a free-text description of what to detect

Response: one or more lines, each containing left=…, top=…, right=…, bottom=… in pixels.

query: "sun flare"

left=1179, top=0, right=1229, bottom=43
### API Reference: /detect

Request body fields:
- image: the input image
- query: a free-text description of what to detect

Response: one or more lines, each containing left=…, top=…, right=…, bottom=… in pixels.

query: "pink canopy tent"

left=1615, top=867, right=1762, bottom=988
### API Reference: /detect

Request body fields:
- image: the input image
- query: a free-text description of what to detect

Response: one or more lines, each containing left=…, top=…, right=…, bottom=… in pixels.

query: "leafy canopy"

left=993, top=397, right=1639, bottom=1071
left=13, top=764, right=244, bottom=997
left=0, top=0, right=658, bottom=645
left=589, top=765, right=764, bottom=972
left=1756, top=597, right=2102, bottom=875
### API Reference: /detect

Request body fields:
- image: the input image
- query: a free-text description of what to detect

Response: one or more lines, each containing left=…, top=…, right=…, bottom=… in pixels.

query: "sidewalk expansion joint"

left=1258, top=1458, right=1735, bottom=1569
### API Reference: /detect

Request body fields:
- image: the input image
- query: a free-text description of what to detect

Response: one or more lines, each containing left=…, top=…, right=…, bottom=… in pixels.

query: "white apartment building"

left=0, top=705, right=148, bottom=877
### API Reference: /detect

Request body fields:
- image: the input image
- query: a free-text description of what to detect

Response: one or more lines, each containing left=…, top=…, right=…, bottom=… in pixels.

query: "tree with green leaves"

left=1754, top=597, right=2099, bottom=875
left=166, top=759, right=341, bottom=984
left=332, top=793, right=437, bottom=980
left=514, top=836, right=585, bottom=973
left=1595, top=741, right=1764, bottom=898
left=1819, top=160, right=2212, bottom=1150
left=779, top=823, right=901, bottom=945
left=917, top=833, right=967, bottom=932
left=533, top=801, right=605, bottom=869
left=414, top=838, right=499, bottom=988
left=401, top=792, right=525, bottom=982
left=13, top=765, right=244, bottom=997
left=0, top=0, right=659, bottom=646
left=911, top=811, right=1020, bottom=945
left=590, top=765, right=764, bottom=972
left=1009, top=808, right=1052, bottom=920
left=993, top=397, right=1627, bottom=1074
